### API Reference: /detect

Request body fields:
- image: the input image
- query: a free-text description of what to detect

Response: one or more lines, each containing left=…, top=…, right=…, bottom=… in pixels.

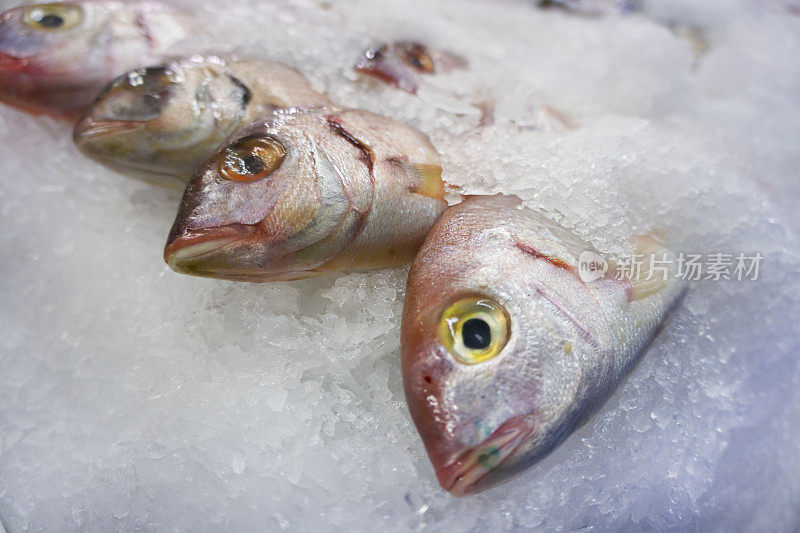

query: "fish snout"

left=432, top=415, right=535, bottom=497
left=355, top=51, right=419, bottom=94
left=164, top=223, right=255, bottom=275
left=73, top=116, right=143, bottom=144
left=0, top=11, right=46, bottom=73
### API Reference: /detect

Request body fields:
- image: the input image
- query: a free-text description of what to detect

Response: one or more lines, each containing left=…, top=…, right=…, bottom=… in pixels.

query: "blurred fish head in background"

left=0, top=0, right=190, bottom=117
left=355, top=41, right=467, bottom=94
left=0, top=2, right=99, bottom=76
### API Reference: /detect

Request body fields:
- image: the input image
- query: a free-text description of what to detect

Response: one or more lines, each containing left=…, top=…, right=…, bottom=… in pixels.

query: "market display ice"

left=0, top=0, right=798, bottom=530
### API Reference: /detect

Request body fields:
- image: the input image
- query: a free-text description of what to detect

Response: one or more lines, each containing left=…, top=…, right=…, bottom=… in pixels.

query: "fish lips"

left=433, top=415, right=535, bottom=497
left=73, top=118, right=149, bottom=173
left=164, top=225, right=318, bottom=282
left=164, top=224, right=256, bottom=277
left=73, top=117, right=144, bottom=143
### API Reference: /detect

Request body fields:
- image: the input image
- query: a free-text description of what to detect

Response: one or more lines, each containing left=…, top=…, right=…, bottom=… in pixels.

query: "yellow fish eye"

left=23, top=3, right=83, bottom=32
left=403, top=43, right=435, bottom=73
left=438, top=297, right=510, bottom=365
left=219, top=136, right=285, bottom=183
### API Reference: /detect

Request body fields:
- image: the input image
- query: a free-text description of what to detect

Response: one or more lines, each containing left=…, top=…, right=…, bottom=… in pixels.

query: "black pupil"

left=37, top=14, right=64, bottom=28
left=462, top=318, right=491, bottom=350
left=241, top=154, right=264, bottom=175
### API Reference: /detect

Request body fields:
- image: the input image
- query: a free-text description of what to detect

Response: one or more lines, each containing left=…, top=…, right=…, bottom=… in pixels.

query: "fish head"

left=164, top=107, right=372, bottom=281
left=0, top=2, right=112, bottom=77
left=74, top=59, right=254, bottom=180
left=355, top=41, right=467, bottom=94
left=0, top=1, right=191, bottom=117
left=402, top=198, right=593, bottom=496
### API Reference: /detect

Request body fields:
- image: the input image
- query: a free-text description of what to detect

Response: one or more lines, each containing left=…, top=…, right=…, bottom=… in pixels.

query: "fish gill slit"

left=325, top=116, right=375, bottom=178
left=515, top=240, right=604, bottom=306
left=317, top=145, right=368, bottom=216
left=514, top=241, right=576, bottom=276
left=226, top=74, right=252, bottom=110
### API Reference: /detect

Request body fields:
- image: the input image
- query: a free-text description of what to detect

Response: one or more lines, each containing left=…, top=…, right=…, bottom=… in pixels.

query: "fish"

left=401, top=194, right=685, bottom=496
left=355, top=41, right=468, bottom=95
left=537, top=0, right=640, bottom=16
left=74, top=55, right=332, bottom=188
left=0, top=0, right=191, bottom=118
left=164, top=106, right=448, bottom=281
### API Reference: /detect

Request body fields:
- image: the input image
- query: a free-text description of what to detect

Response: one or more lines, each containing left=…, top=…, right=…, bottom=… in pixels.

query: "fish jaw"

left=164, top=223, right=318, bottom=282
left=73, top=117, right=174, bottom=177
left=433, top=415, right=535, bottom=497
left=164, top=224, right=257, bottom=277
left=72, top=116, right=146, bottom=163
left=73, top=117, right=144, bottom=141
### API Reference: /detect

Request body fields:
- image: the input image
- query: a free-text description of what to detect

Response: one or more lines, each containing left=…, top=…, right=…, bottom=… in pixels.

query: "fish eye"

left=98, top=67, right=175, bottom=121
left=403, top=43, right=435, bottom=73
left=219, top=136, right=285, bottom=183
left=23, top=3, right=83, bottom=32
left=438, top=297, right=510, bottom=365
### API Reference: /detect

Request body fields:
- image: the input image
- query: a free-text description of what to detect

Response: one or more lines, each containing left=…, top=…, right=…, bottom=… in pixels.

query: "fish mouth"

left=0, top=51, right=32, bottom=73
left=354, top=55, right=418, bottom=94
left=73, top=118, right=144, bottom=142
left=164, top=224, right=256, bottom=274
left=165, top=225, right=324, bottom=282
left=434, top=415, right=535, bottom=497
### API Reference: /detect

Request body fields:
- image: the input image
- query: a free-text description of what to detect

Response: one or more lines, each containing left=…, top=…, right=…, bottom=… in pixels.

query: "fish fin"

left=409, top=163, right=446, bottom=200
left=628, top=234, right=674, bottom=301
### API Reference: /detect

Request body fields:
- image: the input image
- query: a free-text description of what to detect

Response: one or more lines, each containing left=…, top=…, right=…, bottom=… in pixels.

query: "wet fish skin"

left=74, top=55, right=332, bottom=188
left=0, top=0, right=191, bottom=118
left=401, top=194, right=685, bottom=496
left=164, top=106, right=448, bottom=282
left=355, top=41, right=468, bottom=94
